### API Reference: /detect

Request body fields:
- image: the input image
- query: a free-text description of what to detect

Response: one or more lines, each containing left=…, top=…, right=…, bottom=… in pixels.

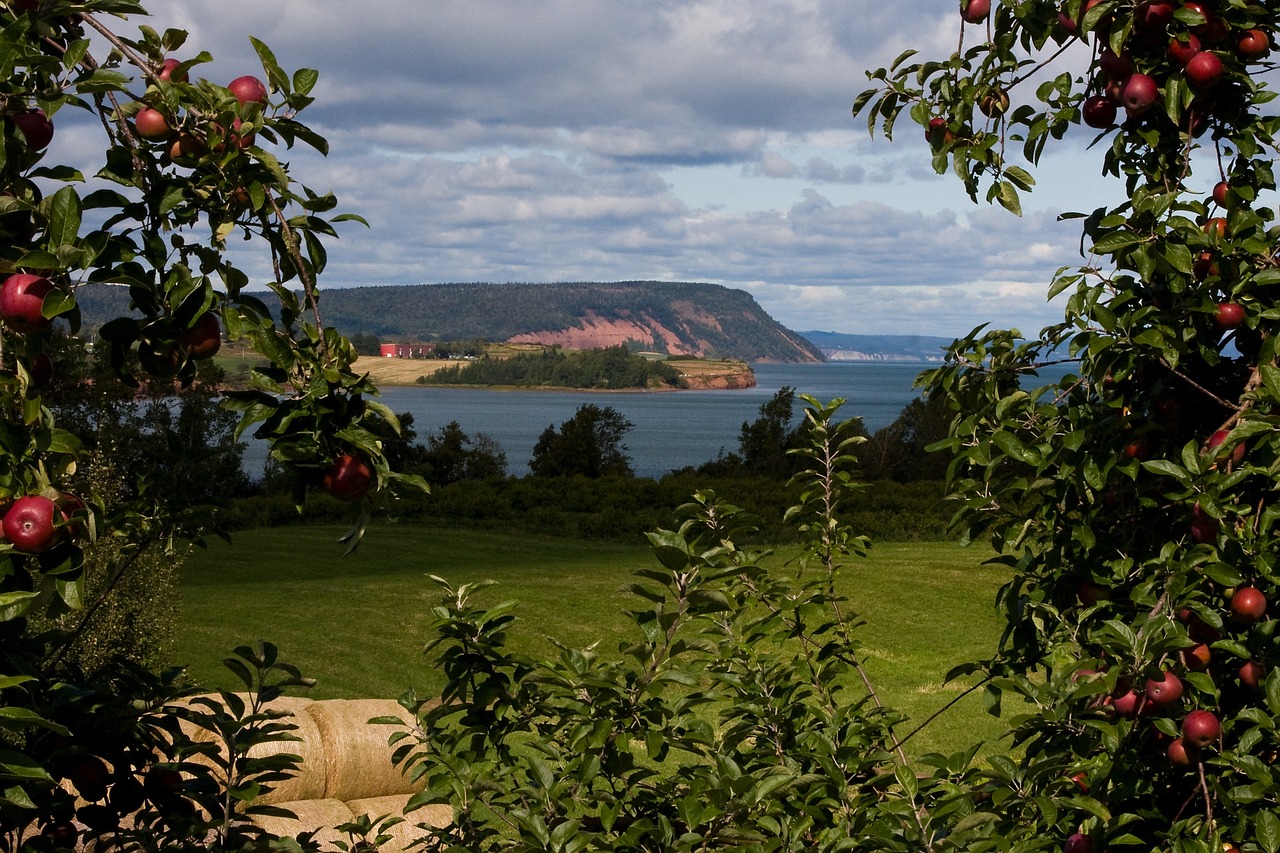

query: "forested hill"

left=320, top=282, right=823, bottom=363
left=72, top=281, right=822, bottom=363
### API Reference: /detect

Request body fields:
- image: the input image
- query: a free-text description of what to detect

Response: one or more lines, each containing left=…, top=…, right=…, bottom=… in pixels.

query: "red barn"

left=379, top=342, right=435, bottom=358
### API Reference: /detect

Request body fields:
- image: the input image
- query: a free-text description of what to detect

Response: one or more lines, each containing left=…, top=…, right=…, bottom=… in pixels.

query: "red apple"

left=1183, top=1, right=1227, bottom=43
left=1203, top=216, right=1227, bottom=238
left=1237, top=29, right=1271, bottom=60
left=1135, top=1, right=1175, bottom=30
left=1082, top=95, right=1117, bottom=128
left=134, top=107, right=173, bottom=141
left=1182, top=642, right=1212, bottom=671
left=3, top=494, right=62, bottom=554
left=1230, top=586, right=1266, bottom=623
left=12, top=109, right=53, bottom=150
left=1098, top=47, right=1134, bottom=79
left=1212, top=180, right=1230, bottom=207
left=0, top=273, right=54, bottom=333
left=961, top=0, right=990, bottom=24
left=1190, top=502, right=1219, bottom=543
left=323, top=453, right=374, bottom=501
left=1069, top=771, right=1090, bottom=793
left=1111, top=686, right=1143, bottom=718
left=1122, top=73, right=1159, bottom=112
left=1194, top=250, right=1218, bottom=279
left=1169, top=32, right=1202, bottom=65
left=1123, top=437, right=1148, bottom=460
left=1167, top=737, right=1198, bottom=767
left=158, top=57, right=188, bottom=83
left=1181, top=709, right=1220, bottom=747
left=1215, top=302, right=1245, bottom=329
left=1145, top=670, right=1184, bottom=706
left=180, top=313, right=222, bottom=359
left=227, top=75, right=268, bottom=105
left=1206, top=428, right=1245, bottom=465
left=1185, top=51, right=1223, bottom=88
left=1238, top=660, right=1265, bottom=690
left=1064, top=832, right=1093, bottom=853
left=137, top=340, right=182, bottom=378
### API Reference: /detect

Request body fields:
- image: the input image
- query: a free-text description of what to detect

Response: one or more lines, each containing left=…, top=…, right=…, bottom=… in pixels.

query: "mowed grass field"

left=176, top=526, right=1013, bottom=756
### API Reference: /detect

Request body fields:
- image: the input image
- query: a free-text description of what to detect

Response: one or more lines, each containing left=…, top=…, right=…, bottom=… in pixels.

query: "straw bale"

left=305, top=699, right=420, bottom=802
left=170, top=694, right=327, bottom=803
left=249, top=798, right=354, bottom=848
left=347, top=793, right=452, bottom=852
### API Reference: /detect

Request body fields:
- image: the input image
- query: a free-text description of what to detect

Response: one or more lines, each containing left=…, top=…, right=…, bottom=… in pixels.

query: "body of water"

left=242, top=360, right=1072, bottom=479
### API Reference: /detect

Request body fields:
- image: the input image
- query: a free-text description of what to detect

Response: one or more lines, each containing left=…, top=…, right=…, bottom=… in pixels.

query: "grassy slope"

left=176, top=526, right=1012, bottom=756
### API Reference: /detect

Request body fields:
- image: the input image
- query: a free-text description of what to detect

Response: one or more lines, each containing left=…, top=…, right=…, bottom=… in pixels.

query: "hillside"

left=71, top=281, right=822, bottom=363
left=801, top=331, right=957, bottom=363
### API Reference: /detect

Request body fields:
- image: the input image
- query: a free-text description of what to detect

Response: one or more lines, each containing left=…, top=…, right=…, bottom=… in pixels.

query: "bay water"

left=242, top=361, right=1072, bottom=479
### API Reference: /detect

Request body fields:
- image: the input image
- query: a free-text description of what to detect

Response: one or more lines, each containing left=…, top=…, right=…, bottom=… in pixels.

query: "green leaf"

left=1258, top=809, right=1280, bottom=853
left=44, top=186, right=82, bottom=250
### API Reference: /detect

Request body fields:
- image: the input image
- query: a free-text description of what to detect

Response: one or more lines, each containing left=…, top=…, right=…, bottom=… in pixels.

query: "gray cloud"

left=91, top=0, right=1099, bottom=337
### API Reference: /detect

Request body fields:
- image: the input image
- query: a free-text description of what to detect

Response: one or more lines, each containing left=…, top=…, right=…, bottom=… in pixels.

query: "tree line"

left=421, top=345, right=684, bottom=390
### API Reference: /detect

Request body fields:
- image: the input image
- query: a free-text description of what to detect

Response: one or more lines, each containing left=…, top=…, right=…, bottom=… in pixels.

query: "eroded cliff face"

left=506, top=311, right=698, bottom=353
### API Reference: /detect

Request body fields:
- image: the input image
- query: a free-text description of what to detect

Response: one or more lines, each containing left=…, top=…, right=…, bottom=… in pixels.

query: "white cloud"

left=84, top=0, right=1119, bottom=338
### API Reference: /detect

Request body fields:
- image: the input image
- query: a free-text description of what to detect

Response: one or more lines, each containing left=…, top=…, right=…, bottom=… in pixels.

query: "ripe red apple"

left=1111, top=686, right=1143, bottom=718
left=1122, top=437, right=1148, bottom=460
left=1182, top=642, right=1212, bottom=671
left=1185, top=51, right=1224, bottom=88
left=0, top=273, right=54, bottom=333
left=1135, top=1, right=1175, bottom=30
left=1122, top=73, right=1159, bottom=112
left=1203, top=216, right=1227, bottom=238
left=1237, top=28, right=1271, bottom=60
left=1215, top=302, right=1245, bottom=329
left=158, top=57, right=188, bottom=83
left=66, top=754, right=110, bottom=802
left=180, top=313, right=222, bottom=359
left=167, top=133, right=206, bottom=162
left=134, top=107, right=173, bottom=141
left=1064, top=832, right=1093, bottom=853
left=1098, top=47, right=1134, bottom=79
left=227, top=75, right=268, bottom=105
left=960, top=0, right=990, bottom=24
left=1206, top=428, right=1245, bottom=465
left=1169, top=32, right=1202, bottom=65
left=1238, top=660, right=1265, bottom=690
left=1190, top=502, right=1219, bottom=543
left=137, top=340, right=182, bottom=378
left=1145, top=670, right=1184, bottom=706
left=1166, top=737, right=1198, bottom=767
left=1069, top=772, right=1090, bottom=793
left=1183, top=1, right=1227, bottom=42
left=1082, top=95, right=1118, bottom=128
left=323, top=453, right=374, bottom=501
left=1212, top=180, right=1230, bottom=207
left=3, top=494, right=62, bottom=554
left=1181, top=709, right=1220, bottom=747
left=1230, top=586, right=1266, bottom=623
left=12, top=109, right=53, bottom=150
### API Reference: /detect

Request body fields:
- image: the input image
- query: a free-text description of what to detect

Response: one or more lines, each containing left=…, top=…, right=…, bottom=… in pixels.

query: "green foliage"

left=0, top=0, right=422, bottom=839
left=423, top=344, right=684, bottom=390
left=859, top=1, right=1280, bottom=849
left=529, top=404, right=635, bottom=478
left=394, top=401, right=981, bottom=851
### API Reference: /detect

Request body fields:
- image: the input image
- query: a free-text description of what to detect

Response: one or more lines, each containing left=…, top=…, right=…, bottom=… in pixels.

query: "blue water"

left=242, top=361, right=1071, bottom=479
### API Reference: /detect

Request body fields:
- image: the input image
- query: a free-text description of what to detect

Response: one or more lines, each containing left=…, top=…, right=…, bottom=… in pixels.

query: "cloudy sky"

left=83, top=1, right=1157, bottom=338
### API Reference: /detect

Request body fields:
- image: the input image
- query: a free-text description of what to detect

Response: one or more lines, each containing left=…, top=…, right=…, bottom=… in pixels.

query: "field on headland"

left=176, top=527, right=1010, bottom=757
left=353, top=354, right=755, bottom=390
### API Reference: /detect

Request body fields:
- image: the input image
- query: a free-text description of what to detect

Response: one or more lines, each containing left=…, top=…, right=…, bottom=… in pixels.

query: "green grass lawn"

left=176, top=525, right=1013, bottom=756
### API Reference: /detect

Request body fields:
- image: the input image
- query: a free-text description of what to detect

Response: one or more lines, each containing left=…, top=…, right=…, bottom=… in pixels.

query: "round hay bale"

left=168, top=694, right=327, bottom=804
left=305, top=699, right=420, bottom=802
left=250, top=798, right=354, bottom=847
left=347, top=793, right=452, bottom=851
